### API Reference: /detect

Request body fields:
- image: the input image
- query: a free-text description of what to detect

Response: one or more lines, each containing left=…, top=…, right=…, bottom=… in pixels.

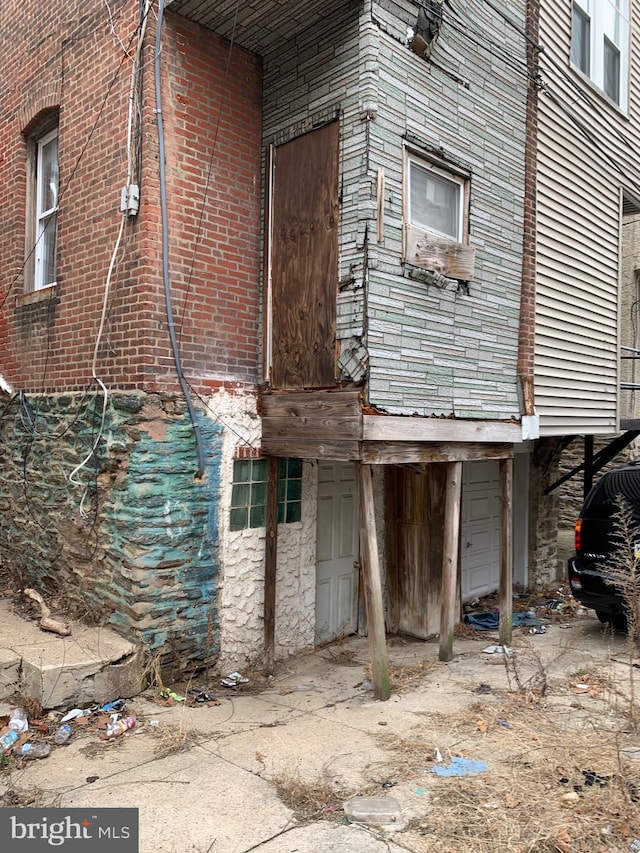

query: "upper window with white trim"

left=34, top=127, right=59, bottom=290
left=407, top=155, right=465, bottom=242
left=403, top=148, right=475, bottom=281
left=571, top=0, right=630, bottom=110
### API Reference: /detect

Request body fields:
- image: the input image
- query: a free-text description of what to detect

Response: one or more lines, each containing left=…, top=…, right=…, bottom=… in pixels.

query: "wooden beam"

left=262, top=414, right=361, bottom=440
left=363, top=415, right=521, bottom=444
left=353, top=461, right=390, bottom=700
left=260, top=395, right=361, bottom=439
left=361, top=441, right=513, bottom=465
left=498, top=457, right=514, bottom=647
left=384, top=468, right=400, bottom=635
left=261, top=438, right=361, bottom=460
left=260, top=388, right=362, bottom=407
left=262, top=144, right=274, bottom=382
left=439, top=461, right=462, bottom=662
left=264, top=456, right=279, bottom=675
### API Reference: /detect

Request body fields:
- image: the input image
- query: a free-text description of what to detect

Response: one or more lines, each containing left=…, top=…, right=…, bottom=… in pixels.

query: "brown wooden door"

left=270, top=121, right=339, bottom=389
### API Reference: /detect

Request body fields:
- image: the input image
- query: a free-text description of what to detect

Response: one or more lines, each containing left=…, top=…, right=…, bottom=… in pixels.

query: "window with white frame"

left=571, top=0, right=629, bottom=109
left=34, top=127, right=59, bottom=290
left=406, top=154, right=466, bottom=243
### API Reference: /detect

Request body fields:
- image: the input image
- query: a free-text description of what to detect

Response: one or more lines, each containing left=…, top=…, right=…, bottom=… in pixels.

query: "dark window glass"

left=604, top=36, right=620, bottom=103
left=571, top=4, right=590, bottom=75
left=231, top=458, right=303, bottom=530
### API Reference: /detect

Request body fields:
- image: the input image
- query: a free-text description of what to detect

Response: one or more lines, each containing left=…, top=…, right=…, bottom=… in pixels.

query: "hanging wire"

left=155, top=0, right=206, bottom=478
left=0, top=3, right=153, bottom=315
left=69, top=0, right=152, bottom=511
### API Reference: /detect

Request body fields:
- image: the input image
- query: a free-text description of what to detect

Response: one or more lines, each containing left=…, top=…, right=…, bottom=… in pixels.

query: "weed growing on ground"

left=364, top=657, right=438, bottom=693
left=603, top=500, right=640, bottom=726
left=150, top=720, right=200, bottom=757
left=269, top=770, right=378, bottom=823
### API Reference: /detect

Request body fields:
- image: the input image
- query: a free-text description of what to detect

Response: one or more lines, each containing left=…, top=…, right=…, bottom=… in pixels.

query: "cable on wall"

left=69, top=0, right=152, bottom=509
left=473, top=0, right=640, bottom=192
left=441, top=1, right=533, bottom=82
left=155, top=0, right=206, bottom=479
left=170, top=0, right=260, bottom=454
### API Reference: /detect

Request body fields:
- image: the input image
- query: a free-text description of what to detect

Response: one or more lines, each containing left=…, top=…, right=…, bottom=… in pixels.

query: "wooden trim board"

left=363, top=416, right=521, bottom=443
left=361, top=441, right=513, bottom=464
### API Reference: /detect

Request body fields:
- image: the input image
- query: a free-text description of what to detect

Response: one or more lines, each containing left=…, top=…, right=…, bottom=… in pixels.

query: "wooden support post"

left=498, top=456, right=514, bottom=647
left=264, top=456, right=279, bottom=675
left=439, top=461, right=462, bottom=662
left=353, top=461, right=390, bottom=701
left=584, top=434, right=594, bottom=500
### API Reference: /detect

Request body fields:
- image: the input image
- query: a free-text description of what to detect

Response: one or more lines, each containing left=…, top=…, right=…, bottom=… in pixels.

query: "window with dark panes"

left=570, top=0, right=629, bottom=110
left=230, top=458, right=302, bottom=531
left=571, top=3, right=590, bottom=75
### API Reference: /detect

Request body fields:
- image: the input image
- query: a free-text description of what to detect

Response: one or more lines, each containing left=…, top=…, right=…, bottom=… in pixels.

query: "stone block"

left=0, top=649, right=21, bottom=700
left=20, top=644, right=143, bottom=709
left=0, top=610, right=147, bottom=710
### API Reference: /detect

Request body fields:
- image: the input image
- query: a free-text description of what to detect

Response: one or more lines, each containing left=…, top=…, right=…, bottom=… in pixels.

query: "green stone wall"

left=0, top=390, right=222, bottom=667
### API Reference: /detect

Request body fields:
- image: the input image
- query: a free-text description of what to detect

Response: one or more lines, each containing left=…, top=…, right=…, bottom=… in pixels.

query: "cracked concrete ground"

left=1, top=611, right=634, bottom=853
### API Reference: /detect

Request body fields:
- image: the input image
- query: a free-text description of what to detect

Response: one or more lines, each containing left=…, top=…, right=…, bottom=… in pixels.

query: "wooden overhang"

left=260, top=387, right=519, bottom=464
left=261, top=387, right=517, bottom=701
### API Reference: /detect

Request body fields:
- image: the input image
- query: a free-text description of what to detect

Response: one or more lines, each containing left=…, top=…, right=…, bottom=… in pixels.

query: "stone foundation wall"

left=527, top=437, right=564, bottom=588
left=557, top=436, right=640, bottom=531
left=0, top=386, right=392, bottom=672
left=0, top=390, right=222, bottom=668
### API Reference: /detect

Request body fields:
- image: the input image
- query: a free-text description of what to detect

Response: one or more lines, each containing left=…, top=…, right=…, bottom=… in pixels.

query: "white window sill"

left=569, top=63, right=629, bottom=118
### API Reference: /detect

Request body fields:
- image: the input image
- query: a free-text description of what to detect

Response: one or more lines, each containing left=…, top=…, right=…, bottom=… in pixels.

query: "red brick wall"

left=0, top=1, right=263, bottom=393
left=152, top=12, right=263, bottom=391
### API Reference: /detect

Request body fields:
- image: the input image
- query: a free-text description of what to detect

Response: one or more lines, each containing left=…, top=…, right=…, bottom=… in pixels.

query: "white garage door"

left=461, top=460, right=500, bottom=602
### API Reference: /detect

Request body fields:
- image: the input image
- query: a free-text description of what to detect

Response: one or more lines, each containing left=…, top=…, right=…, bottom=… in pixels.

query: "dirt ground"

left=265, top=615, right=640, bottom=852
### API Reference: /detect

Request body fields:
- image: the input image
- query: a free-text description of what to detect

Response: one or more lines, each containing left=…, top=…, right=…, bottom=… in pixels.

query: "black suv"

left=568, top=460, right=640, bottom=629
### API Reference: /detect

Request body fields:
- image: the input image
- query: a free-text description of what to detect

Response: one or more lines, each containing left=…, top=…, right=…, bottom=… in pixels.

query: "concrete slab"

left=60, top=744, right=294, bottom=853
left=1, top=611, right=632, bottom=853
left=0, top=602, right=142, bottom=707
left=205, top=710, right=392, bottom=789
left=7, top=728, right=161, bottom=795
left=254, top=823, right=408, bottom=852
left=126, top=694, right=305, bottom=738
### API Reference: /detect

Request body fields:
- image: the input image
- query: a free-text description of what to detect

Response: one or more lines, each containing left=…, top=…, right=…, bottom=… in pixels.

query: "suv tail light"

left=575, top=518, right=582, bottom=553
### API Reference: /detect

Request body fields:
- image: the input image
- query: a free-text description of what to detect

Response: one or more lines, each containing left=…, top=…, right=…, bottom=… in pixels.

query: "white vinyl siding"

left=535, top=1, right=640, bottom=436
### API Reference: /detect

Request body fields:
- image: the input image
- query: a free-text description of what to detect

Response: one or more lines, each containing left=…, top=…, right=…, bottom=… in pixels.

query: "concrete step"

left=0, top=601, right=142, bottom=709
